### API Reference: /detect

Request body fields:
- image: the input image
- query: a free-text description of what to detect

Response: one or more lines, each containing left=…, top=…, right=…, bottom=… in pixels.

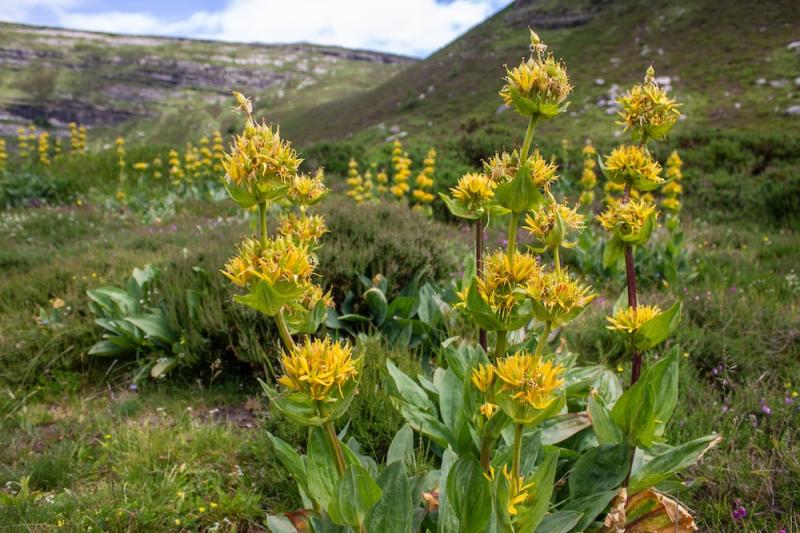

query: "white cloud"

left=3, top=0, right=507, bottom=57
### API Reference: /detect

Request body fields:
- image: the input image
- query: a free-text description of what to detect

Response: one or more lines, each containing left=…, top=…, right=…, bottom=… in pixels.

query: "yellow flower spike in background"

left=277, top=337, right=358, bottom=403
left=617, top=65, right=681, bottom=142
left=0, top=139, right=6, bottom=173
left=603, top=144, right=664, bottom=191
left=37, top=132, right=51, bottom=166
left=606, top=305, right=662, bottom=334
left=579, top=140, right=598, bottom=205
left=499, top=30, right=572, bottom=119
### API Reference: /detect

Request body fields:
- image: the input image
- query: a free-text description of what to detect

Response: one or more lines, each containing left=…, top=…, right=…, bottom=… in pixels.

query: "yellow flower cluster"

left=69, top=122, right=87, bottom=154
left=278, top=213, right=329, bottom=246
left=54, top=138, right=62, bottom=160
left=0, top=139, right=6, bottom=172
left=412, top=147, right=437, bottom=204
left=152, top=157, right=163, bottom=179
left=579, top=141, right=597, bottom=205
left=661, top=150, right=684, bottom=213
left=484, top=150, right=558, bottom=190
left=222, top=236, right=314, bottom=289
left=133, top=161, right=149, bottom=172
left=499, top=31, right=572, bottom=118
left=606, top=305, right=662, bottom=334
left=17, top=125, right=35, bottom=159
left=524, top=201, right=585, bottom=245
left=37, top=132, right=51, bottom=166
left=287, top=169, right=327, bottom=207
left=199, top=136, right=214, bottom=175
left=604, top=145, right=663, bottom=191
left=525, top=269, right=596, bottom=326
left=390, top=139, right=412, bottom=199
left=465, top=250, right=540, bottom=317
left=617, top=66, right=681, bottom=141
left=450, top=172, right=496, bottom=210
left=346, top=158, right=371, bottom=203
left=494, top=352, right=565, bottom=410
left=168, top=149, right=184, bottom=183
left=596, top=198, right=658, bottom=242
left=211, top=130, right=225, bottom=173
left=224, top=120, right=301, bottom=195
left=278, top=337, right=358, bottom=402
left=115, top=136, right=126, bottom=178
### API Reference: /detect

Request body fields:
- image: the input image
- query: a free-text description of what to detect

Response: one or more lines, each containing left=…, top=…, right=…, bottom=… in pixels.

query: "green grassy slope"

left=279, top=0, right=800, bottom=145
left=0, top=22, right=413, bottom=145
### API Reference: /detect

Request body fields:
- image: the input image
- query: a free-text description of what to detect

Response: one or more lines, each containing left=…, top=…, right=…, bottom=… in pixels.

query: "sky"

left=0, top=0, right=511, bottom=58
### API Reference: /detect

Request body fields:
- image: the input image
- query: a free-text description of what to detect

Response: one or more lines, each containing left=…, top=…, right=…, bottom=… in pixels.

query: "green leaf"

left=436, top=368, right=464, bottom=430
left=88, top=339, right=131, bottom=357
left=494, top=161, right=543, bottom=214
left=602, top=236, right=625, bottom=269
left=126, top=313, right=177, bottom=346
left=267, top=432, right=309, bottom=498
left=446, top=454, right=491, bottom=533
left=363, top=287, right=389, bottom=326
left=464, top=278, right=506, bottom=331
left=234, top=279, right=305, bottom=317
left=332, top=464, right=382, bottom=528
left=305, top=426, right=340, bottom=510
left=540, top=414, right=592, bottom=445
left=636, top=301, right=682, bottom=350
left=568, top=444, right=631, bottom=499
left=515, top=448, right=559, bottom=532
left=440, top=193, right=482, bottom=220
left=386, top=360, right=435, bottom=412
left=534, top=510, right=583, bottom=533
left=612, top=287, right=629, bottom=316
left=387, top=424, right=415, bottom=472
left=563, top=491, right=618, bottom=532
left=438, top=447, right=460, bottom=533
left=587, top=394, right=623, bottom=445
left=150, top=357, right=178, bottom=378
left=365, top=462, right=413, bottom=533
left=629, top=434, right=721, bottom=494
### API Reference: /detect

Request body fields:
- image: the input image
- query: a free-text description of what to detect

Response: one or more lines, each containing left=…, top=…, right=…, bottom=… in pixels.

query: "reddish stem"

left=622, top=183, right=641, bottom=385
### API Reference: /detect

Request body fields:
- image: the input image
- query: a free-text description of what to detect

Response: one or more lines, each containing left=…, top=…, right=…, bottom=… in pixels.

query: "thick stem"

left=476, top=217, right=487, bottom=351
left=622, top=182, right=641, bottom=385
left=275, top=311, right=297, bottom=353
left=323, top=420, right=347, bottom=477
left=535, top=322, right=552, bottom=357
left=480, top=438, right=492, bottom=471
left=494, top=331, right=508, bottom=360
left=520, top=114, right=540, bottom=163
left=511, top=423, right=524, bottom=480
left=553, top=247, right=561, bottom=276
left=258, top=201, right=268, bottom=247
left=507, top=212, right=520, bottom=266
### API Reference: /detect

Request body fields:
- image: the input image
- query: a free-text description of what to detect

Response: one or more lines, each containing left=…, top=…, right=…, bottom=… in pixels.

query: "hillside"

left=279, top=0, right=800, bottom=145
left=0, top=22, right=413, bottom=144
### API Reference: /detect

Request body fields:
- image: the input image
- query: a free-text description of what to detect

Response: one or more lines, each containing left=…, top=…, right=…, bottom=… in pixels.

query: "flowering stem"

left=494, top=331, right=508, bottom=360
left=507, top=212, right=520, bottom=266
left=275, top=311, right=297, bottom=353
left=476, top=216, right=487, bottom=351
left=258, top=201, right=268, bottom=247
left=323, top=420, right=347, bottom=477
left=622, top=182, right=641, bottom=385
left=553, top=246, right=561, bottom=276
left=512, top=422, right=524, bottom=480
left=480, top=438, right=492, bottom=471
left=520, top=114, right=540, bottom=162
left=535, top=321, right=552, bottom=357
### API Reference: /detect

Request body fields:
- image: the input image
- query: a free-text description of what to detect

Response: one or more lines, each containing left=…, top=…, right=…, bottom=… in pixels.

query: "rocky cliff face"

left=0, top=23, right=414, bottom=138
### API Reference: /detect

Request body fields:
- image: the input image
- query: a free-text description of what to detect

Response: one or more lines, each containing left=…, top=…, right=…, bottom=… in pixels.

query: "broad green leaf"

left=588, top=394, right=623, bottom=444
left=446, top=454, right=491, bottom=533
left=126, top=313, right=177, bottom=345
left=267, top=432, right=309, bottom=497
left=629, top=434, right=721, bottom=494
left=540, top=413, right=592, bottom=445
left=386, top=360, right=436, bottom=413
left=88, top=339, right=131, bottom=357
left=602, top=236, right=625, bottom=269
left=365, top=462, right=413, bottom=533
left=392, top=401, right=455, bottom=449
left=363, top=287, right=389, bottom=326
left=150, top=357, right=177, bottom=378
left=440, top=193, right=482, bottom=220
left=636, top=301, right=682, bottom=350
left=563, top=491, right=618, bottom=532
left=534, top=510, right=583, bottom=533
left=305, top=426, right=340, bottom=510
left=438, top=447, right=460, bottom=533
left=568, top=444, right=631, bottom=499
left=333, top=464, right=382, bottom=527
left=265, top=514, right=298, bottom=533
left=515, top=448, right=559, bottom=532
left=387, top=424, right=415, bottom=472
left=436, top=368, right=464, bottom=430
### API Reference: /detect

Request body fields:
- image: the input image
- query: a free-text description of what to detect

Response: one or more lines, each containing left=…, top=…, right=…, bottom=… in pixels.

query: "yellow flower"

left=479, top=402, right=498, bottom=418
left=278, top=337, right=358, bottom=402
left=503, top=465, right=535, bottom=516
left=524, top=201, right=585, bottom=249
left=596, top=198, right=658, bottom=244
left=133, top=162, right=149, bottom=171
left=617, top=66, right=681, bottom=141
left=483, top=150, right=558, bottom=190
left=466, top=251, right=540, bottom=317
left=472, top=363, right=495, bottom=393
left=499, top=32, right=571, bottom=118
left=494, top=352, right=565, bottom=411
left=278, top=213, right=328, bottom=246
left=287, top=169, right=327, bottom=206
left=582, top=142, right=596, bottom=157
left=603, top=145, right=663, bottom=191
left=450, top=172, right=496, bottom=208
left=222, top=236, right=314, bottom=289
left=50, top=297, right=65, bottom=309
left=606, top=305, right=662, bottom=334
left=525, top=269, right=596, bottom=326
left=661, top=197, right=681, bottom=212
